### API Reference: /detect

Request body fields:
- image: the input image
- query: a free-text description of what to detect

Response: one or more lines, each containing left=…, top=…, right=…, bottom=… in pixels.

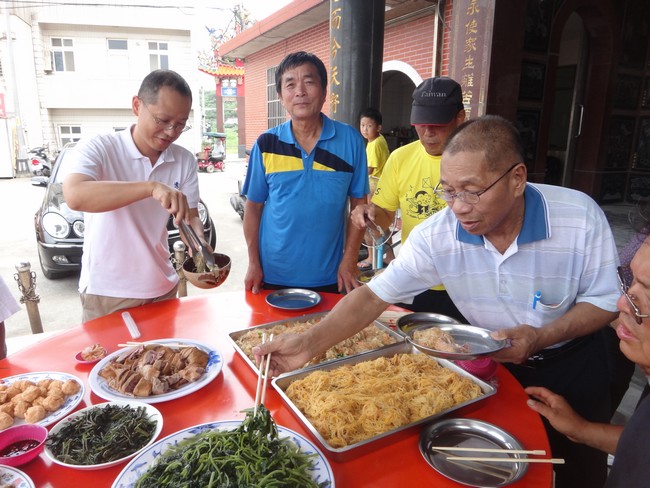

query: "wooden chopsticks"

left=431, top=446, right=546, bottom=455
left=254, top=333, right=274, bottom=416
left=447, top=456, right=564, bottom=464
left=432, top=445, right=564, bottom=474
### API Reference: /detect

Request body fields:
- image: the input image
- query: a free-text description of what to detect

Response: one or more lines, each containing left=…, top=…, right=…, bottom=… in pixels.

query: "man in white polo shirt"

left=255, top=115, right=620, bottom=488
left=64, top=70, right=207, bottom=322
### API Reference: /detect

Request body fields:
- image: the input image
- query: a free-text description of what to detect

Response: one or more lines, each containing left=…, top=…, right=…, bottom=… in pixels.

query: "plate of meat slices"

left=88, top=339, right=222, bottom=404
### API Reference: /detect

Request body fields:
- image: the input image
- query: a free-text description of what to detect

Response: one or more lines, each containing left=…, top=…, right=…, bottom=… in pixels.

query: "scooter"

left=29, top=147, right=51, bottom=177
left=197, top=156, right=225, bottom=173
left=229, top=149, right=249, bottom=221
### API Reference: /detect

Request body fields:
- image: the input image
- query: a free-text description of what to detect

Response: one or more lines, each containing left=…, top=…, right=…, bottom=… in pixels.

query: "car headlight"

left=42, top=212, right=71, bottom=239
left=72, top=220, right=85, bottom=238
left=198, top=201, right=208, bottom=225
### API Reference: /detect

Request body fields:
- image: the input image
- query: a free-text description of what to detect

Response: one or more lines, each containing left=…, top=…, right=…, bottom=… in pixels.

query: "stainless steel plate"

left=265, top=289, right=322, bottom=310
left=419, top=418, right=528, bottom=487
left=397, top=318, right=507, bottom=360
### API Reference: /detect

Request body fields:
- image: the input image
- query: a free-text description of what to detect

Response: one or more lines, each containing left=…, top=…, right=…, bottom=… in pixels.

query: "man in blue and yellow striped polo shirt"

left=242, top=51, right=368, bottom=294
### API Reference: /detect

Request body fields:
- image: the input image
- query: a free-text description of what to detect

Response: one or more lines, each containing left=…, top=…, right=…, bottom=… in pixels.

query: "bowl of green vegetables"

left=44, top=401, right=162, bottom=470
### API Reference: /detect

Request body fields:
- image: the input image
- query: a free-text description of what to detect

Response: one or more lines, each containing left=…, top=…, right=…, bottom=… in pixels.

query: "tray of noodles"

left=229, top=311, right=404, bottom=375
left=272, top=341, right=495, bottom=461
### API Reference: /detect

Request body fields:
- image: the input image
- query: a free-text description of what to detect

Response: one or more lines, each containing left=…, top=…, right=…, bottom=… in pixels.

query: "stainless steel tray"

left=228, top=311, right=404, bottom=375
left=272, top=341, right=496, bottom=461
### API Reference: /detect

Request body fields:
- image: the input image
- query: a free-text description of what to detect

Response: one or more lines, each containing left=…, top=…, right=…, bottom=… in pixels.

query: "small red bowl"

left=0, top=424, right=47, bottom=467
left=74, top=346, right=107, bottom=364
left=454, top=358, right=498, bottom=381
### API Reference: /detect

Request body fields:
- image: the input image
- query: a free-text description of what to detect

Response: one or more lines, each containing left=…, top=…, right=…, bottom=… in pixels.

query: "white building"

left=0, top=1, right=213, bottom=175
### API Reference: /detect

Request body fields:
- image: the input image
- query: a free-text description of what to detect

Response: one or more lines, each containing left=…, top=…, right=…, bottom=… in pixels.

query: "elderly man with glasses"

left=255, top=115, right=621, bottom=488
left=63, top=69, right=207, bottom=322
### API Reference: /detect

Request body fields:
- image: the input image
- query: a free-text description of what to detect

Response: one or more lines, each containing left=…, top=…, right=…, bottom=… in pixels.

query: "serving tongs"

left=178, top=218, right=217, bottom=271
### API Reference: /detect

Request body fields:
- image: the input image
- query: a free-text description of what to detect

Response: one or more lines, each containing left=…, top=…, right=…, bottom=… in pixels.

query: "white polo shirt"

left=67, top=128, right=200, bottom=299
left=368, top=183, right=620, bottom=333
left=0, top=277, right=20, bottom=323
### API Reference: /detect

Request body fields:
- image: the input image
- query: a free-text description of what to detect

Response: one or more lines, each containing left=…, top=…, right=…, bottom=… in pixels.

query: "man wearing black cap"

left=352, top=77, right=466, bottom=320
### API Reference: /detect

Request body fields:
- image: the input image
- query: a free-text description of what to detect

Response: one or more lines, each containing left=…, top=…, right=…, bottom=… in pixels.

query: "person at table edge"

left=526, top=234, right=650, bottom=488
left=63, top=70, right=208, bottom=322
left=254, top=115, right=620, bottom=488
left=242, top=51, right=368, bottom=295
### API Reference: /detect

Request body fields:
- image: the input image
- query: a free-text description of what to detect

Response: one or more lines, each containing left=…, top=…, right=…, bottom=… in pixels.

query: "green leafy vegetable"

left=135, top=405, right=329, bottom=488
left=46, top=404, right=157, bottom=465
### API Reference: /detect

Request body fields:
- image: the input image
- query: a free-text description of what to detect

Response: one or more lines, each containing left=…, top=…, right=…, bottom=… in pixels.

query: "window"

left=107, top=39, right=128, bottom=51
left=51, top=38, right=75, bottom=72
left=59, top=125, right=81, bottom=146
left=148, top=41, right=169, bottom=70
left=267, top=67, right=284, bottom=129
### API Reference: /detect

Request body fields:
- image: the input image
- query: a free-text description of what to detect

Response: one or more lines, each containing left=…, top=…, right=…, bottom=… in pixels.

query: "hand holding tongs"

left=178, top=218, right=217, bottom=271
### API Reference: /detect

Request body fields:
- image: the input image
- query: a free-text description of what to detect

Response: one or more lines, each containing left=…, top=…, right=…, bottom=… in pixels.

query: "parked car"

left=33, top=143, right=217, bottom=279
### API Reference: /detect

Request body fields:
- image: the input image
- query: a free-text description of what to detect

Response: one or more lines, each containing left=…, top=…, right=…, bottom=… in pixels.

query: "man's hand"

left=244, top=262, right=264, bottom=294
left=253, top=333, right=312, bottom=377
left=151, top=182, right=190, bottom=224
left=490, top=324, right=541, bottom=364
left=350, top=203, right=373, bottom=230
left=337, top=254, right=362, bottom=294
left=525, top=386, right=587, bottom=443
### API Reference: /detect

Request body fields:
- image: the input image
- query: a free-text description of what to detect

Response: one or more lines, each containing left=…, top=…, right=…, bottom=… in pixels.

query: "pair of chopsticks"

left=431, top=446, right=563, bottom=482
left=253, top=333, right=274, bottom=416
left=117, top=341, right=193, bottom=349
left=432, top=445, right=564, bottom=466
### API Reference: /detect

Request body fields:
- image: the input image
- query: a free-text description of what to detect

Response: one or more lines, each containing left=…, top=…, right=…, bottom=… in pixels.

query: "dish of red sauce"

left=0, top=439, right=40, bottom=457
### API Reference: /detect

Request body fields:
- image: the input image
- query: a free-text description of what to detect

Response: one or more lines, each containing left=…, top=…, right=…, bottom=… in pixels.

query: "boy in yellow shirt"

left=358, top=108, right=390, bottom=271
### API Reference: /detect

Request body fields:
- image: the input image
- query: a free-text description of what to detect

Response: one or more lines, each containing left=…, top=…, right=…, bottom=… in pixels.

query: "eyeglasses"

left=617, top=266, right=650, bottom=325
left=140, top=101, right=191, bottom=133
left=433, top=162, right=521, bottom=205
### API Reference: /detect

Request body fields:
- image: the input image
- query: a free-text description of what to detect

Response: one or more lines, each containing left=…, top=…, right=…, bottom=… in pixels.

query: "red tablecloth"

left=1, top=291, right=552, bottom=487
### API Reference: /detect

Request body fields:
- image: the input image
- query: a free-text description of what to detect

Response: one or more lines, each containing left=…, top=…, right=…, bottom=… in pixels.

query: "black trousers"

left=506, top=331, right=611, bottom=488
left=396, top=288, right=468, bottom=324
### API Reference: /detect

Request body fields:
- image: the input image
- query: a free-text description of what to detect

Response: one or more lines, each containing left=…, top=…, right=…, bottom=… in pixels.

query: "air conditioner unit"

left=43, top=50, right=53, bottom=72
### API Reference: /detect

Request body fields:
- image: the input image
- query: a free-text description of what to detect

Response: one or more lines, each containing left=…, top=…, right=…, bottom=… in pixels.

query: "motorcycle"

left=229, top=149, right=249, bottom=221
left=29, top=147, right=51, bottom=177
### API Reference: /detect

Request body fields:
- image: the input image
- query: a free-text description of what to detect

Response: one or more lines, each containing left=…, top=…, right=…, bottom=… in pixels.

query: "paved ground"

left=0, top=156, right=249, bottom=341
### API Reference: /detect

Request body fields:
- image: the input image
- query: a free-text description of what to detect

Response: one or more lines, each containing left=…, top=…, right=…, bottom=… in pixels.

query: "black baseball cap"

left=410, top=77, right=464, bottom=125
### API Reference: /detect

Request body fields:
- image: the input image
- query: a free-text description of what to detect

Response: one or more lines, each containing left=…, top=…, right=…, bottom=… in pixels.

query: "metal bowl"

left=182, top=253, right=231, bottom=289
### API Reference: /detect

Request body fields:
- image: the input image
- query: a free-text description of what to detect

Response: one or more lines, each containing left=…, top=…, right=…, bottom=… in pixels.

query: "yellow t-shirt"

left=372, top=140, right=446, bottom=241
left=366, top=133, right=389, bottom=180
left=372, top=140, right=447, bottom=291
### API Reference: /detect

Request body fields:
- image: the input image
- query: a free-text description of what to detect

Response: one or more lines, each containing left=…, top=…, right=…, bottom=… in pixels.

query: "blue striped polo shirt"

left=243, top=114, right=368, bottom=287
left=369, top=183, right=620, bottom=331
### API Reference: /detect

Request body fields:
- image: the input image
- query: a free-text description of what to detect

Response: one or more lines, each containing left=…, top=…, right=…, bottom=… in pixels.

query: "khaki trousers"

left=80, top=284, right=179, bottom=323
